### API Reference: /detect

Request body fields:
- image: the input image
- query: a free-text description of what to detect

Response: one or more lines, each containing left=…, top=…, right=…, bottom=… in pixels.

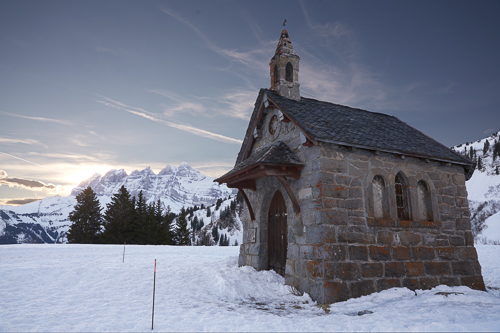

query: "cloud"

left=95, top=46, right=114, bottom=53
left=25, top=152, right=113, bottom=163
left=215, top=90, right=257, bottom=120
left=149, top=89, right=206, bottom=117
left=160, top=7, right=271, bottom=77
left=150, top=88, right=256, bottom=121
left=0, top=198, right=41, bottom=206
left=0, top=111, right=72, bottom=125
left=0, top=175, right=56, bottom=191
left=0, top=151, right=71, bottom=178
left=301, top=5, right=351, bottom=40
left=95, top=95, right=242, bottom=145
left=0, top=170, right=6, bottom=178
left=0, top=137, right=48, bottom=148
left=189, top=161, right=236, bottom=178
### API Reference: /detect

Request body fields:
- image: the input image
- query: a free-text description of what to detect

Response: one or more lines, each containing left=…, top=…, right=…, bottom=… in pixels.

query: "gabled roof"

left=218, top=141, right=302, bottom=182
left=236, top=89, right=474, bottom=172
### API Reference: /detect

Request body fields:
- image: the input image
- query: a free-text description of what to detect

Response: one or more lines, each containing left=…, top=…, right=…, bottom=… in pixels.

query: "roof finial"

left=283, top=19, right=287, bottom=27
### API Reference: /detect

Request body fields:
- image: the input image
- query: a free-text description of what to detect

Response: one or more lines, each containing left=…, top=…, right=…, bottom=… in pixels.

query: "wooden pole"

left=152, top=259, right=156, bottom=330
left=123, top=242, right=126, bottom=263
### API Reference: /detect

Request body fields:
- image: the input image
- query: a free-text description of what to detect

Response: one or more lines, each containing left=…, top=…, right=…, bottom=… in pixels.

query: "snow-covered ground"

left=477, top=211, right=500, bottom=245
left=0, top=245, right=499, bottom=332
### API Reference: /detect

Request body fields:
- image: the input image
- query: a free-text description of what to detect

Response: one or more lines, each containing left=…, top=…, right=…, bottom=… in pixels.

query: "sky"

left=1, top=0, right=500, bottom=205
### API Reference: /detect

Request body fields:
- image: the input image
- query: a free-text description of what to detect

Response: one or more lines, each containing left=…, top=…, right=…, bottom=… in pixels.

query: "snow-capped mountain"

left=0, top=163, right=236, bottom=244
left=452, top=130, right=500, bottom=244
left=71, top=162, right=234, bottom=210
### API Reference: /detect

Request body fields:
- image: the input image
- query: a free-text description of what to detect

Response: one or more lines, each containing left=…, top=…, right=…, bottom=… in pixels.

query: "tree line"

left=66, top=185, right=192, bottom=245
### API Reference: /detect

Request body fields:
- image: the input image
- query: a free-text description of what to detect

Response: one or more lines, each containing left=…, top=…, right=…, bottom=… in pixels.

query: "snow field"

left=0, top=244, right=499, bottom=332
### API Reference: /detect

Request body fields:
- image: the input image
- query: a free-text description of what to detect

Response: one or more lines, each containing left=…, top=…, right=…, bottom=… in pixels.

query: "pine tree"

left=67, top=186, right=102, bottom=244
left=212, top=226, right=219, bottom=244
left=101, top=185, right=135, bottom=244
left=206, top=206, right=211, bottom=217
left=236, top=191, right=243, bottom=204
left=160, top=205, right=174, bottom=245
left=483, top=140, right=491, bottom=155
left=477, top=156, right=483, bottom=171
left=215, top=198, right=223, bottom=210
left=144, top=200, right=158, bottom=244
left=132, top=190, right=147, bottom=244
left=174, top=207, right=191, bottom=246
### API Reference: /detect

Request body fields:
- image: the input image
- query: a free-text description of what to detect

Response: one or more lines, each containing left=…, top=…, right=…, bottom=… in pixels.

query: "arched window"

left=395, top=173, right=409, bottom=220
left=285, top=62, right=293, bottom=82
left=417, top=180, right=432, bottom=221
left=372, top=176, right=385, bottom=218
left=273, top=65, right=279, bottom=86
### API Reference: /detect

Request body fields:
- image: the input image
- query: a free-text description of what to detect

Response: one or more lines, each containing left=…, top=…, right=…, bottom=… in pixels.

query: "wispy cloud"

left=149, top=89, right=206, bottom=117
left=160, top=7, right=271, bottom=77
left=0, top=137, right=48, bottom=148
left=214, top=90, right=257, bottom=120
left=150, top=88, right=255, bottom=121
left=26, top=151, right=113, bottom=163
left=95, top=95, right=242, bottom=145
left=95, top=46, right=114, bottom=53
left=189, top=161, right=236, bottom=177
left=301, top=3, right=352, bottom=40
left=0, top=111, right=72, bottom=125
left=0, top=151, right=70, bottom=175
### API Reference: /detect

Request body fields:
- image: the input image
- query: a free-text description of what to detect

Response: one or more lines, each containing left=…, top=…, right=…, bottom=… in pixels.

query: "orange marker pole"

left=152, top=259, right=156, bottom=330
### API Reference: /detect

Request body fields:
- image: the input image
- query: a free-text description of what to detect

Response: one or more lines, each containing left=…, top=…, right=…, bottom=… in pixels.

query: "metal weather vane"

left=283, top=19, right=287, bottom=27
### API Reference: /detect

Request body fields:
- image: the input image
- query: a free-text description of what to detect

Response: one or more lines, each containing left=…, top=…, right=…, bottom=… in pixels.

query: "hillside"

left=453, top=130, right=500, bottom=244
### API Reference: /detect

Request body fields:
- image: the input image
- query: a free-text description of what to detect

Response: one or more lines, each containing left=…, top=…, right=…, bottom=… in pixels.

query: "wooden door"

left=268, top=191, right=287, bottom=276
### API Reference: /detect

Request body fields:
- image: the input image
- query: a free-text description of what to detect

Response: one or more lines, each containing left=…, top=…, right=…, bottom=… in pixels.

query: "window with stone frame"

left=417, top=180, right=433, bottom=221
left=285, top=62, right=293, bottom=82
left=395, top=173, right=410, bottom=220
left=274, top=65, right=279, bottom=86
left=372, top=175, right=385, bottom=218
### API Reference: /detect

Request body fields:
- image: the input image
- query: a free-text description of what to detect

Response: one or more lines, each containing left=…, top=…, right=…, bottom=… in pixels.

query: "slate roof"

left=218, top=141, right=302, bottom=181
left=236, top=89, right=472, bottom=167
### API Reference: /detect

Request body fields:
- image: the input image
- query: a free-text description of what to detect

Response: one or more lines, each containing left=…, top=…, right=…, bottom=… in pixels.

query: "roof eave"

left=317, top=138, right=474, bottom=167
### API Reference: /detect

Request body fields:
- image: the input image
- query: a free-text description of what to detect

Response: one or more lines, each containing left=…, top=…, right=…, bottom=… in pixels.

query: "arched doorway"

left=268, top=190, right=287, bottom=276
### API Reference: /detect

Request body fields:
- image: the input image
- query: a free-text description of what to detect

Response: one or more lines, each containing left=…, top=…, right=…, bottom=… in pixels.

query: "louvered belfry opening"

left=268, top=190, right=288, bottom=277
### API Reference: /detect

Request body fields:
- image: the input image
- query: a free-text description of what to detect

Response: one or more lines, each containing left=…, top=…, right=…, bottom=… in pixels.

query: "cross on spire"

left=283, top=19, right=287, bottom=27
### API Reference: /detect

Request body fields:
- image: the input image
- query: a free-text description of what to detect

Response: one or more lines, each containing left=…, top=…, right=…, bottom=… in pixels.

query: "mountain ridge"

left=0, top=162, right=235, bottom=244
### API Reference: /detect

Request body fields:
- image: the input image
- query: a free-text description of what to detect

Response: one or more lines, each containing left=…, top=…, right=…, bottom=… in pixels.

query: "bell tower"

left=269, top=28, right=300, bottom=100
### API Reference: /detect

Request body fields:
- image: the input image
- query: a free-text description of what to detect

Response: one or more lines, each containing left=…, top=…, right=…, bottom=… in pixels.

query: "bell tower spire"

left=269, top=26, right=300, bottom=100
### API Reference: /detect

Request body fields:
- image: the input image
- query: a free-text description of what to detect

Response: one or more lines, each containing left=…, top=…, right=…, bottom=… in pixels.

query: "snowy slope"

left=0, top=163, right=235, bottom=244
left=189, top=196, right=243, bottom=246
left=0, top=244, right=499, bottom=332
left=453, top=131, right=500, bottom=243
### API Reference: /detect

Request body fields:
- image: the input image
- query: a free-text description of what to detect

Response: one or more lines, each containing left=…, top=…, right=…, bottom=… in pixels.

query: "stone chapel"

left=215, top=28, right=485, bottom=304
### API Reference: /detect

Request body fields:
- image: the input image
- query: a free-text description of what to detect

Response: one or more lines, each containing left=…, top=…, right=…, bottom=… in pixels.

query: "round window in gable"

left=269, top=115, right=279, bottom=136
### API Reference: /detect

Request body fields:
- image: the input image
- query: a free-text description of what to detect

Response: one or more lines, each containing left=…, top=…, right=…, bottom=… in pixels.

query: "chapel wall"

left=283, top=143, right=485, bottom=304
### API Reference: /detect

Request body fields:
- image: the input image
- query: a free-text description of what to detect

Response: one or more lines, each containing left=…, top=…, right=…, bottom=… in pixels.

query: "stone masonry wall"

left=237, top=108, right=485, bottom=304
